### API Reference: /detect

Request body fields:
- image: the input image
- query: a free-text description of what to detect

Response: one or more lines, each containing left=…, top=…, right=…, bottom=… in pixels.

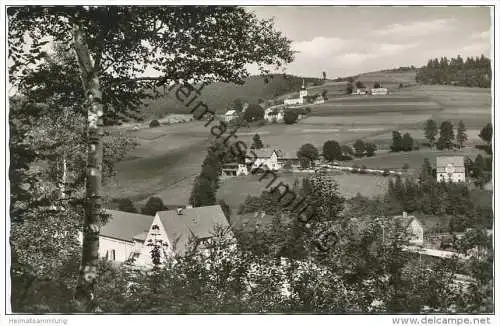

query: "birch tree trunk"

left=72, top=20, right=104, bottom=312
left=61, top=154, right=67, bottom=200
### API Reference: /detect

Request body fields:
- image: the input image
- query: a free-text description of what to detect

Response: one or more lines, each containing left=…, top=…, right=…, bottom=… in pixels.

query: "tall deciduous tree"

left=390, top=131, right=403, bottom=152
left=401, top=133, right=414, bottom=151
left=9, top=6, right=294, bottom=311
left=353, top=139, right=365, bottom=157
left=251, top=133, right=264, bottom=149
left=424, top=119, right=438, bottom=147
left=437, top=121, right=455, bottom=150
left=243, top=103, right=265, bottom=122
left=456, top=120, right=468, bottom=149
left=297, top=143, right=319, bottom=168
left=322, top=140, right=342, bottom=162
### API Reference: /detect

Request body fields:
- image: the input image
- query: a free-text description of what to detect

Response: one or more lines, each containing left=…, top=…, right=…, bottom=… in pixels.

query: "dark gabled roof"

left=436, top=156, right=465, bottom=169
left=157, top=205, right=229, bottom=255
left=250, top=148, right=280, bottom=158
left=101, top=210, right=154, bottom=243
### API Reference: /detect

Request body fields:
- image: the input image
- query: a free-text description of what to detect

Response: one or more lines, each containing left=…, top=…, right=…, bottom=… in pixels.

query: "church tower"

left=299, top=79, right=308, bottom=99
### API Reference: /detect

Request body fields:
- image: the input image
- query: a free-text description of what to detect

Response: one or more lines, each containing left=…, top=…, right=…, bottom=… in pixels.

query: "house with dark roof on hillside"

left=80, top=205, right=230, bottom=266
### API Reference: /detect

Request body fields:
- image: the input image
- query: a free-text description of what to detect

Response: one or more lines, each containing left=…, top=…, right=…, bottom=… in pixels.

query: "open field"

left=217, top=172, right=390, bottom=211
left=399, top=85, right=491, bottom=128
left=103, top=121, right=212, bottom=202
left=349, top=148, right=483, bottom=171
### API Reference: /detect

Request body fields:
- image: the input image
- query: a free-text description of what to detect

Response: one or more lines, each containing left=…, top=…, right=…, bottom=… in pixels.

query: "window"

left=105, top=251, right=109, bottom=260
left=111, top=249, right=116, bottom=261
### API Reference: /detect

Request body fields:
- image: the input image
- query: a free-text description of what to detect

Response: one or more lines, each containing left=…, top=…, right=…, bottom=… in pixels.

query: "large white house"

left=246, top=148, right=281, bottom=171
left=436, top=156, right=465, bottom=183
left=284, top=80, right=308, bottom=105
left=86, top=205, right=230, bottom=266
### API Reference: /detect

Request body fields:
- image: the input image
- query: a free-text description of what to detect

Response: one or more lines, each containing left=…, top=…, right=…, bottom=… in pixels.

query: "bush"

left=284, top=110, right=299, bottom=124
left=340, top=155, right=352, bottom=161
left=149, top=119, right=160, bottom=128
left=382, top=169, right=391, bottom=176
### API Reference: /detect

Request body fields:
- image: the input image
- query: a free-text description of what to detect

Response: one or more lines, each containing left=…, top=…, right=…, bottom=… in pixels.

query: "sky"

left=246, top=6, right=492, bottom=78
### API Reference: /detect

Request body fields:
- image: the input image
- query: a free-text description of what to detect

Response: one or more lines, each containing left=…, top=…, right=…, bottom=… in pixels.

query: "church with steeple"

left=284, top=79, right=308, bottom=105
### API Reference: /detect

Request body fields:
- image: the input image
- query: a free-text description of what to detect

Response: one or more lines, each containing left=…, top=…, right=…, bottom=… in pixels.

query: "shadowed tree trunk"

left=72, top=20, right=104, bottom=312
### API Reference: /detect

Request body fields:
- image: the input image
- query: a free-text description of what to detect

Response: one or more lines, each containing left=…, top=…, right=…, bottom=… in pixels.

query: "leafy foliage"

left=353, top=139, right=365, bottom=157
left=283, top=110, right=299, bottom=124
left=297, top=143, right=319, bottom=168
left=141, top=197, right=167, bottom=216
left=390, top=130, right=403, bottom=152
left=456, top=120, right=468, bottom=149
left=416, top=55, right=491, bottom=88
left=365, top=142, right=377, bottom=157
left=322, top=140, right=342, bottom=162
left=437, top=121, right=455, bottom=150
left=250, top=133, right=264, bottom=149
left=424, top=119, right=438, bottom=147
left=478, top=123, right=492, bottom=145
left=242, top=103, right=265, bottom=122
left=401, top=133, right=414, bottom=151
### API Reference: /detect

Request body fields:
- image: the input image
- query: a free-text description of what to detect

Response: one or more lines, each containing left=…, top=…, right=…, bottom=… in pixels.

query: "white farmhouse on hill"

left=284, top=79, right=308, bottom=105
left=81, top=205, right=230, bottom=266
left=436, top=156, right=465, bottom=183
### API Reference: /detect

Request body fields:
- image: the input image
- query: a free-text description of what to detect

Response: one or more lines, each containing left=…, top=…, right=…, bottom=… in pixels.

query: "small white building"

left=370, top=88, right=388, bottom=95
left=436, top=156, right=465, bottom=183
left=394, top=212, right=424, bottom=246
left=82, top=206, right=230, bottom=266
left=224, top=109, right=239, bottom=122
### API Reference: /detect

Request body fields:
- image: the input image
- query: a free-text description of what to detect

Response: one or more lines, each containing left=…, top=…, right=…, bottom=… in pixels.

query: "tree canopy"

left=322, top=140, right=342, bottom=162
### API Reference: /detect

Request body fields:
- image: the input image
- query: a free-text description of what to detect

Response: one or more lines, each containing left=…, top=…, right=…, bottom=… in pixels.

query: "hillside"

left=141, top=74, right=325, bottom=119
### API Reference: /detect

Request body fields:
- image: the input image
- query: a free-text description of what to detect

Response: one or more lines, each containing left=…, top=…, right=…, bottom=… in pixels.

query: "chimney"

left=177, top=208, right=183, bottom=215
left=403, top=211, right=407, bottom=219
